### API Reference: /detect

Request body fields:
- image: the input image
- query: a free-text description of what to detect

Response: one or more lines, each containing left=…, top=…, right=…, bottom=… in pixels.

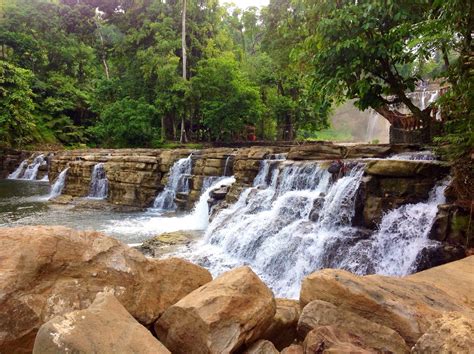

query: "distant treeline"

left=0, top=0, right=471, bottom=154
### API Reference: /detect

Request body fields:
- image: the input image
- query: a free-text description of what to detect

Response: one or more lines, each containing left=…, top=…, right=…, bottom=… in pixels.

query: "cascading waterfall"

left=365, top=109, right=380, bottom=142
left=153, top=155, right=193, bottom=210
left=178, top=157, right=449, bottom=298
left=389, top=150, right=436, bottom=161
left=7, top=160, right=28, bottom=179
left=182, top=160, right=365, bottom=297
left=223, top=155, right=235, bottom=176
left=48, top=168, right=69, bottom=199
left=22, top=155, right=46, bottom=180
left=8, top=155, right=45, bottom=180
left=88, top=163, right=108, bottom=199
left=340, top=179, right=450, bottom=276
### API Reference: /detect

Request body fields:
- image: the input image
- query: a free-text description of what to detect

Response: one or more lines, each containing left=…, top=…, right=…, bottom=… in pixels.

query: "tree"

left=0, top=60, right=36, bottom=147
left=191, top=56, right=262, bottom=141
left=303, top=0, right=450, bottom=128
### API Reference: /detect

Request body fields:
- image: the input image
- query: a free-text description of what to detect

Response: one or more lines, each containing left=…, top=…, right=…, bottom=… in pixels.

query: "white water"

left=8, top=160, right=28, bottom=179
left=8, top=155, right=45, bottom=180
left=178, top=161, right=365, bottom=297
left=104, top=176, right=235, bottom=237
left=340, top=180, right=449, bottom=276
left=366, top=109, right=380, bottom=142
left=48, top=168, right=69, bottom=199
left=88, top=163, right=108, bottom=199
left=173, top=158, right=449, bottom=298
left=389, top=150, right=436, bottom=161
left=153, top=155, right=193, bottom=210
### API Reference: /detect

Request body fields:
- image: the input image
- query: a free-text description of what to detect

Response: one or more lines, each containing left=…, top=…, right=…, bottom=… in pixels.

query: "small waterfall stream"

left=8, top=155, right=45, bottom=180
left=8, top=160, right=28, bottom=179
left=88, top=163, right=108, bottom=199
left=153, top=155, right=193, bottom=210
left=48, top=168, right=69, bottom=199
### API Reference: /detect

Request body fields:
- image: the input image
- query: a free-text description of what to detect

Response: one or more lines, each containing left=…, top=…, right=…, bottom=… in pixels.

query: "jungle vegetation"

left=0, top=0, right=471, bottom=156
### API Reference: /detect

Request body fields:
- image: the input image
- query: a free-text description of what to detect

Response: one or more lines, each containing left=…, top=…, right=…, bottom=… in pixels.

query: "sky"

left=220, top=0, right=270, bottom=9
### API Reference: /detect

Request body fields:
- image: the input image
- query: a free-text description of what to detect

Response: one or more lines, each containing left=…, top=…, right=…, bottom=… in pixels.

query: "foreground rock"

left=244, top=340, right=279, bottom=354
left=303, top=326, right=372, bottom=354
left=261, top=299, right=300, bottom=350
left=0, top=226, right=211, bottom=353
left=137, top=230, right=201, bottom=257
left=412, top=312, right=474, bottom=353
left=407, top=255, right=474, bottom=309
left=155, top=266, right=276, bottom=354
left=298, top=300, right=409, bottom=353
left=33, top=292, right=170, bottom=354
left=300, top=259, right=473, bottom=346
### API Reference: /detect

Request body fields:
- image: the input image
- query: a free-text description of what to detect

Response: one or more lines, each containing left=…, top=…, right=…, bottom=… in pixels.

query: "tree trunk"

left=180, top=0, right=188, bottom=143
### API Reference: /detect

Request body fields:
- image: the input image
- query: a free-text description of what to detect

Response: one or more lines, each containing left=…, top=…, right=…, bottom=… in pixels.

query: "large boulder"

left=407, top=255, right=474, bottom=309
left=297, top=300, right=409, bottom=353
left=261, top=299, right=300, bottom=350
left=0, top=226, right=211, bottom=353
left=33, top=292, right=170, bottom=354
left=412, top=312, right=474, bottom=353
left=300, top=268, right=469, bottom=346
left=155, top=266, right=276, bottom=354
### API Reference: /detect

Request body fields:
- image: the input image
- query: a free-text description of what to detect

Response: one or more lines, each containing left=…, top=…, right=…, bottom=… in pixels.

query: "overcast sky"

left=220, top=0, right=270, bottom=9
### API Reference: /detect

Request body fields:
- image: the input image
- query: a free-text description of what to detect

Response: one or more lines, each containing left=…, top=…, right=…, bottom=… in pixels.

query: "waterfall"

left=182, top=160, right=365, bottom=297
left=365, top=109, right=380, bottom=142
left=153, top=155, right=193, bottom=210
left=223, top=156, right=233, bottom=176
left=41, top=175, right=49, bottom=182
left=48, top=168, right=69, bottom=199
left=88, top=163, right=108, bottom=199
left=8, top=155, right=45, bottom=180
left=340, top=180, right=449, bottom=276
left=104, top=176, right=235, bottom=237
left=7, top=160, right=28, bottom=179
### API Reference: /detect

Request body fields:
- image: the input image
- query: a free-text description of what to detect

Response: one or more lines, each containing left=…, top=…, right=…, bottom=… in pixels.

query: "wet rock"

left=244, top=340, right=279, bottom=354
left=0, top=226, right=211, bottom=353
left=303, top=326, right=373, bottom=354
left=155, top=266, right=276, bottom=354
left=297, top=300, right=409, bottom=353
left=209, top=185, right=229, bottom=200
left=137, top=230, right=201, bottom=257
left=262, top=299, right=301, bottom=350
left=345, top=144, right=393, bottom=158
left=365, top=159, right=450, bottom=178
left=414, top=244, right=466, bottom=272
left=33, top=292, right=170, bottom=354
left=300, top=264, right=471, bottom=346
left=308, top=197, right=325, bottom=222
left=412, top=312, right=474, bottom=353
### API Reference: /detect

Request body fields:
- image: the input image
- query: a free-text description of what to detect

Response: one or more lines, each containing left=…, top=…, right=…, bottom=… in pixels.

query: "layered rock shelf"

left=0, top=226, right=472, bottom=353
left=1, top=143, right=471, bottom=250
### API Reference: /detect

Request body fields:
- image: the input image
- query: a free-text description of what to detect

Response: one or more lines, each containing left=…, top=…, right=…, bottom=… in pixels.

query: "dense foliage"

left=0, top=0, right=471, bottom=155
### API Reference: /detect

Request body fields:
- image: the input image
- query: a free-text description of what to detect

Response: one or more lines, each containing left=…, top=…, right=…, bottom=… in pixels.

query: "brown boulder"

left=303, top=326, right=374, bottom=354
left=407, top=255, right=474, bottom=309
left=244, top=340, right=279, bottom=354
left=33, top=292, right=170, bottom=354
left=297, top=300, right=409, bottom=353
left=0, top=226, right=211, bottom=353
left=155, top=266, right=276, bottom=354
left=280, top=344, right=304, bottom=354
left=412, top=312, right=474, bottom=353
left=300, top=268, right=469, bottom=346
left=262, top=299, right=300, bottom=350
